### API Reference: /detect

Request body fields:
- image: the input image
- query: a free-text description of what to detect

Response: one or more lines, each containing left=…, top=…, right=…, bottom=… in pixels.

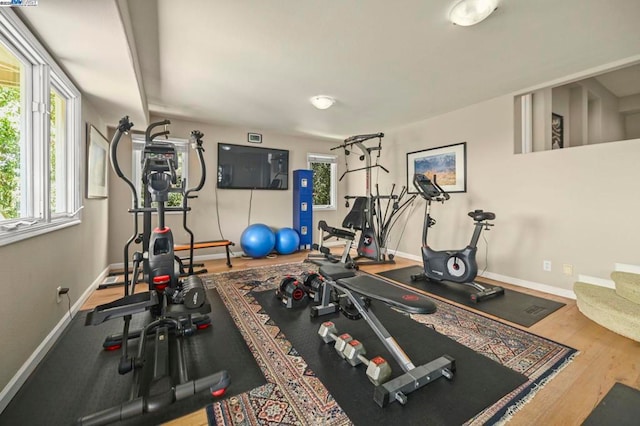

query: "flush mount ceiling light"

left=310, top=95, right=335, bottom=110
left=449, top=0, right=498, bottom=26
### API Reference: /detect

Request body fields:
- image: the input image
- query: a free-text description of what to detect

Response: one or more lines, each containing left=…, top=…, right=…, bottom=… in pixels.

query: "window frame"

left=307, top=152, right=337, bottom=211
left=0, top=9, right=82, bottom=247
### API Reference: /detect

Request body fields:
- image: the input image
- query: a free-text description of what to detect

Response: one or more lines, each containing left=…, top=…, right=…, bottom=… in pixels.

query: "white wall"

left=350, top=95, right=640, bottom=292
left=108, top=117, right=344, bottom=264
left=0, top=101, right=110, bottom=396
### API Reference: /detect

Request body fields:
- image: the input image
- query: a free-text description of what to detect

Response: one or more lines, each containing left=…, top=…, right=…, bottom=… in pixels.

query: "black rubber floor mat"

left=582, top=382, right=640, bottom=426
left=253, top=289, right=528, bottom=426
left=0, top=288, right=265, bottom=426
left=378, top=265, right=565, bottom=327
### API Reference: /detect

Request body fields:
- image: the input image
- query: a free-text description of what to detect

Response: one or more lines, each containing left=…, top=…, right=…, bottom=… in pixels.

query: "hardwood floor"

left=82, top=252, right=640, bottom=425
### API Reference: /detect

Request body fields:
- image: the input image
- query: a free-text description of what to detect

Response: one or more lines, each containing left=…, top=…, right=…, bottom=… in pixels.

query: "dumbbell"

left=276, top=276, right=308, bottom=309
left=317, top=321, right=354, bottom=359
left=300, top=271, right=324, bottom=302
left=342, top=339, right=392, bottom=386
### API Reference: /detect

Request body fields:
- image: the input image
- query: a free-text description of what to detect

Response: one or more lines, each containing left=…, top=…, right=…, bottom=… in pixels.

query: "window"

left=0, top=10, right=81, bottom=246
left=307, top=153, right=337, bottom=210
left=131, top=135, right=189, bottom=210
left=515, top=61, right=640, bottom=154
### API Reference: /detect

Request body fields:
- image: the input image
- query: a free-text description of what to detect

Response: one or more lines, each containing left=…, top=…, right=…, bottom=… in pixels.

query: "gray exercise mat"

left=377, top=265, right=565, bottom=327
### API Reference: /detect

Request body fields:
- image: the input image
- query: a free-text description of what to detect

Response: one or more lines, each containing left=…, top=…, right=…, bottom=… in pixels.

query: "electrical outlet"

left=543, top=260, right=552, bottom=272
left=563, top=264, right=574, bottom=276
left=56, top=286, right=62, bottom=303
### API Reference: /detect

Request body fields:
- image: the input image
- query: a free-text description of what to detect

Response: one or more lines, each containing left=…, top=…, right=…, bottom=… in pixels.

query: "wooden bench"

left=174, top=239, right=235, bottom=268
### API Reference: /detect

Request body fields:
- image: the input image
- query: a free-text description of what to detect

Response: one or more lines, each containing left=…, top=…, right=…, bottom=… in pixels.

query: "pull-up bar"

left=331, top=132, right=385, bottom=151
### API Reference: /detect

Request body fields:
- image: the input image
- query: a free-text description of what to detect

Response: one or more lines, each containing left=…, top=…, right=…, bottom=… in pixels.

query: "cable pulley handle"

left=145, top=119, right=171, bottom=142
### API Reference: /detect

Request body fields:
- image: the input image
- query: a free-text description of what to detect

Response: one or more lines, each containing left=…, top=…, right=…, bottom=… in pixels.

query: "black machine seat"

left=337, top=275, right=437, bottom=314
left=341, top=197, right=367, bottom=230
left=317, top=220, right=356, bottom=240
left=468, top=209, right=495, bottom=222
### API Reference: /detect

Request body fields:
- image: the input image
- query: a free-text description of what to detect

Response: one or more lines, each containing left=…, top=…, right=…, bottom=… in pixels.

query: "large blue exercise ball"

left=241, top=223, right=276, bottom=258
left=275, top=227, right=300, bottom=255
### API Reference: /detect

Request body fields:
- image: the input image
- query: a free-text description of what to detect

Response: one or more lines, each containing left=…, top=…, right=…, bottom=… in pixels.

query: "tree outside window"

left=307, top=153, right=337, bottom=210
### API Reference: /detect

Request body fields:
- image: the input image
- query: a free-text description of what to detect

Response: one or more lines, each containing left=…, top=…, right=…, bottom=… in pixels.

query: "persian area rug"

left=203, top=262, right=578, bottom=425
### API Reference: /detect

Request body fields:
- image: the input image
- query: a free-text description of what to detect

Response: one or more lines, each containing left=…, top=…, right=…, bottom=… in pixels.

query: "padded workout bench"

left=309, top=220, right=356, bottom=265
left=174, top=239, right=235, bottom=269
left=312, top=264, right=455, bottom=407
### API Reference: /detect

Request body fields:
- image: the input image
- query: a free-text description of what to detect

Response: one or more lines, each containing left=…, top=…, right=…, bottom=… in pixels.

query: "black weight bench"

left=311, top=264, right=455, bottom=407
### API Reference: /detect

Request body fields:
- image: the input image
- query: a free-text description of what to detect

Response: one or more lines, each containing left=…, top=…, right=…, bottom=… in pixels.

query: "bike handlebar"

left=413, top=174, right=450, bottom=202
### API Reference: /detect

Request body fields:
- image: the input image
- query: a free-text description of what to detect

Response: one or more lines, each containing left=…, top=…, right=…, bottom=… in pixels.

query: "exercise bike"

left=411, top=174, right=504, bottom=303
left=79, top=117, right=230, bottom=425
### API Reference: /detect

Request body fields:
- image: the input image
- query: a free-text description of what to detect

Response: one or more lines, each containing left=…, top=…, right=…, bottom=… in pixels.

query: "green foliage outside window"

left=311, top=162, right=331, bottom=206
left=0, top=85, right=20, bottom=219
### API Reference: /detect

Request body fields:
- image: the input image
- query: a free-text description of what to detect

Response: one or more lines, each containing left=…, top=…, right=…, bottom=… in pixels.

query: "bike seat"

left=468, top=209, right=495, bottom=221
left=337, top=275, right=437, bottom=314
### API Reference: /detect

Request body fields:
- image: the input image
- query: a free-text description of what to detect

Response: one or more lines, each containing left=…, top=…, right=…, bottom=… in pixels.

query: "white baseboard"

left=392, top=250, right=576, bottom=299
left=392, top=250, right=421, bottom=262
left=575, top=263, right=640, bottom=289
left=615, top=263, right=640, bottom=274
left=480, top=271, right=576, bottom=300
left=0, top=266, right=109, bottom=414
left=577, top=275, right=615, bottom=289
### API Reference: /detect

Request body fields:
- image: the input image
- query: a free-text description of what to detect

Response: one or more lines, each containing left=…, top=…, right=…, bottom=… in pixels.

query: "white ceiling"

left=17, top=0, right=640, bottom=140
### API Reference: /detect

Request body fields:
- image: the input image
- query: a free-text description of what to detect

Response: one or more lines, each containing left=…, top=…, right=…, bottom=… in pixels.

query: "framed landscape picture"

left=86, top=124, right=109, bottom=199
left=406, top=142, right=466, bottom=193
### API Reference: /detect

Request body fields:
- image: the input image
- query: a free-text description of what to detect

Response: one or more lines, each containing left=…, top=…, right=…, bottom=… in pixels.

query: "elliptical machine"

left=411, top=174, right=504, bottom=303
left=79, top=117, right=230, bottom=425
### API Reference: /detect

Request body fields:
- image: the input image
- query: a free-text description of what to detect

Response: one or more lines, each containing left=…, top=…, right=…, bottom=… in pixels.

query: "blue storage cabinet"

left=293, top=169, right=313, bottom=249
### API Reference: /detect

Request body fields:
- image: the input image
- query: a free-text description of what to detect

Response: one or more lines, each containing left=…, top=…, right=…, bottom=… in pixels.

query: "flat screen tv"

left=217, top=143, right=289, bottom=190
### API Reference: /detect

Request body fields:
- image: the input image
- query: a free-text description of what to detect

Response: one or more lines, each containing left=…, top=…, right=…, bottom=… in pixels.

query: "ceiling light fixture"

left=449, top=0, right=498, bottom=26
left=310, top=95, right=335, bottom=110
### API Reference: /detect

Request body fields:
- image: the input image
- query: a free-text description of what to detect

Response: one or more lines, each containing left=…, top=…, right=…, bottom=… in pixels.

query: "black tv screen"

left=217, top=143, right=289, bottom=190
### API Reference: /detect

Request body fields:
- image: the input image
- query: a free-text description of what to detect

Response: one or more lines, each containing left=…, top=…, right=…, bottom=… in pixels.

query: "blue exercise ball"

left=275, top=227, right=300, bottom=255
left=241, top=223, right=276, bottom=258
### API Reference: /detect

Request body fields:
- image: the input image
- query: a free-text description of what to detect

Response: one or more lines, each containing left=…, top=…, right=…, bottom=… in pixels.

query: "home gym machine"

left=311, top=133, right=415, bottom=266
left=78, top=117, right=229, bottom=425
left=411, top=173, right=505, bottom=303
left=309, top=263, right=455, bottom=407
